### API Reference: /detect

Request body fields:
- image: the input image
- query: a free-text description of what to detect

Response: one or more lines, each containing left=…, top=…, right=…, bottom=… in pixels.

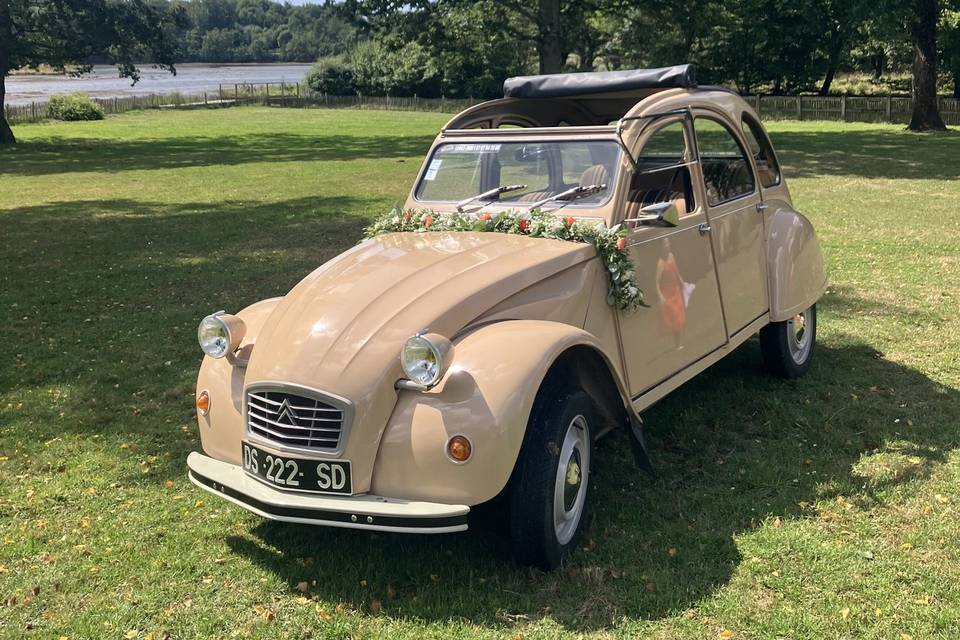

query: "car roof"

left=442, top=84, right=752, bottom=132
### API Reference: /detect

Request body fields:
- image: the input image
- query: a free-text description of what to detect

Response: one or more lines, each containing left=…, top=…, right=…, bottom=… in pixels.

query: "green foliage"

left=169, top=0, right=356, bottom=62
left=0, top=0, right=186, bottom=143
left=46, top=94, right=105, bottom=121
left=306, top=56, right=356, bottom=95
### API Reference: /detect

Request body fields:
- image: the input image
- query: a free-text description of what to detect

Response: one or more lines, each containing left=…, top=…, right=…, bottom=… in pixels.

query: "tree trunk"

left=908, top=0, right=947, bottom=131
left=871, top=52, right=886, bottom=80
left=819, top=38, right=843, bottom=96
left=537, top=0, right=563, bottom=74
left=0, top=72, right=15, bottom=145
left=819, top=65, right=837, bottom=96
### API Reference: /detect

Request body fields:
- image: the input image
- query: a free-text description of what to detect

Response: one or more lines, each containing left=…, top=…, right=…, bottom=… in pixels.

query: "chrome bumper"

left=187, top=452, right=469, bottom=534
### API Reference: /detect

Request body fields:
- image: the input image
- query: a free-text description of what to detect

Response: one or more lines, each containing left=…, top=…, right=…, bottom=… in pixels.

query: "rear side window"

left=695, top=117, right=756, bottom=206
left=740, top=115, right=781, bottom=188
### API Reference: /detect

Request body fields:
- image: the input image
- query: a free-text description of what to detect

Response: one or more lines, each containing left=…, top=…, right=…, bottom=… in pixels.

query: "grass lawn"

left=0, top=107, right=958, bottom=639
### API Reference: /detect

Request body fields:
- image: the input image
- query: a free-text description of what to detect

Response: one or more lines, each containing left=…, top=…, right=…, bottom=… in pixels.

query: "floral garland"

left=364, top=208, right=645, bottom=311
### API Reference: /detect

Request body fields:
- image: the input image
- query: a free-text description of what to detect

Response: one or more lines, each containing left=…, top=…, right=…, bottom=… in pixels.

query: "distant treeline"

left=160, top=0, right=354, bottom=63
left=154, top=0, right=960, bottom=99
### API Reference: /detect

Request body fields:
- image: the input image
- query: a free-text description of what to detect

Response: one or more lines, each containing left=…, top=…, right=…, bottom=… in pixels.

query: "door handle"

left=756, top=202, right=768, bottom=213
left=698, top=223, right=712, bottom=235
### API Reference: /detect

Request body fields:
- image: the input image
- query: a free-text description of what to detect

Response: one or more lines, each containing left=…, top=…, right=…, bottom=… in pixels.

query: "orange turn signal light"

left=446, top=435, right=472, bottom=463
left=196, top=390, right=210, bottom=416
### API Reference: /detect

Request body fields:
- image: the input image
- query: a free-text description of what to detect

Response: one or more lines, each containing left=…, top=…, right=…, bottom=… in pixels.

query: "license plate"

left=241, top=442, right=352, bottom=495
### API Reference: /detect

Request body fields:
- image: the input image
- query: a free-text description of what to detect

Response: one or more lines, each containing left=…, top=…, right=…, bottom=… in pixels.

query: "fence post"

left=840, top=94, right=846, bottom=121
left=885, top=95, right=892, bottom=122
left=235, top=84, right=239, bottom=101
left=219, top=84, right=223, bottom=102
left=796, top=95, right=802, bottom=120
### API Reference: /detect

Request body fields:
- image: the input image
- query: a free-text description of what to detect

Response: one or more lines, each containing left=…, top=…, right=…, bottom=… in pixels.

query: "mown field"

left=0, top=107, right=958, bottom=639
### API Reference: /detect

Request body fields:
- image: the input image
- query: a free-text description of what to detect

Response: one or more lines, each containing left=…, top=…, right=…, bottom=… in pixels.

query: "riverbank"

left=4, top=63, right=312, bottom=106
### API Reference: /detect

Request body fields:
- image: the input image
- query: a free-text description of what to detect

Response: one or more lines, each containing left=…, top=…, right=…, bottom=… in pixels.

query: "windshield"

left=415, top=140, right=621, bottom=207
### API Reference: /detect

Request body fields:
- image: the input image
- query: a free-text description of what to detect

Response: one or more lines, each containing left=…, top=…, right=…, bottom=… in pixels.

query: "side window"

left=695, top=117, right=756, bottom=206
left=740, top=115, right=781, bottom=188
left=628, top=121, right=696, bottom=216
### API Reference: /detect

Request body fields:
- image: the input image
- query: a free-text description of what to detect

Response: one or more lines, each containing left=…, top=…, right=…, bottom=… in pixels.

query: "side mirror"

left=625, top=201, right=680, bottom=228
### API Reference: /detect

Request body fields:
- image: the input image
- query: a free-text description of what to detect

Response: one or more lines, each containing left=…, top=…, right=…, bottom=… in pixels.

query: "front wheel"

left=509, top=388, right=595, bottom=570
left=760, top=304, right=817, bottom=378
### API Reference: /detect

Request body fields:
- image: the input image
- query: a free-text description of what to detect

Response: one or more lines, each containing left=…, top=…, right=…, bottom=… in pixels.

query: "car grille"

left=246, top=389, right=344, bottom=452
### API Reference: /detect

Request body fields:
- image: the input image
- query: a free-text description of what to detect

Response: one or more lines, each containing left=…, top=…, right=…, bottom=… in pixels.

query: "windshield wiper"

left=525, top=183, right=607, bottom=212
left=456, top=184, right=527, bottom=212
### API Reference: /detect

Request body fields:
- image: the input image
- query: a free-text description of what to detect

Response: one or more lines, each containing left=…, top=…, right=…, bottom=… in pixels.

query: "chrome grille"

left=246, top=388, right=344, bottom=451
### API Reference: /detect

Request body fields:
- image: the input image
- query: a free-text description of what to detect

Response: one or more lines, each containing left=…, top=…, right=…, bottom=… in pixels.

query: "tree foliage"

left=170, top=0, right=355, bottom=63
left=0, top=0, right=186, bottom=144
left=3, top=0, right=956, bottom=142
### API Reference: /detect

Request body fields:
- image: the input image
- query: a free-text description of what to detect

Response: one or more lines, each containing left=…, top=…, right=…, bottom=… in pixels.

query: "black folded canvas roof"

left=503, top=64, right=696, bottom=99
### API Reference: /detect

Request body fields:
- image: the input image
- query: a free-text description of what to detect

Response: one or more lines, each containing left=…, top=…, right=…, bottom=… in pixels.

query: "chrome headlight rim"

left=400, top=332, right=454, bottom=389
left=197, top=311, right=245, bottom=360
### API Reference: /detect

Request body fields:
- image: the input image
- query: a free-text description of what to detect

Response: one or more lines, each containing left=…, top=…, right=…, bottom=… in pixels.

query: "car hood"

left=242, top=231, right=595, bottom=492
left=244, top=230, right=594, bottom=400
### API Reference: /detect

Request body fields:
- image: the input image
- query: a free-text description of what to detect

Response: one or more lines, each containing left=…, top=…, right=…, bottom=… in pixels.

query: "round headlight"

left=197, top=313, right=245, bottom=359
left=400, top=333, right=454, bottom=388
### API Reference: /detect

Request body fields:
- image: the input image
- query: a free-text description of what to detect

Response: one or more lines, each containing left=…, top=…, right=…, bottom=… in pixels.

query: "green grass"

left=0, top=107, right=958, bottom=639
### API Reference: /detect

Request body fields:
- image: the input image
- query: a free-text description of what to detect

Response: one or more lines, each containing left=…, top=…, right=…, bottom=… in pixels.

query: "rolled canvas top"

left=503, top=64, right=697, bottom=99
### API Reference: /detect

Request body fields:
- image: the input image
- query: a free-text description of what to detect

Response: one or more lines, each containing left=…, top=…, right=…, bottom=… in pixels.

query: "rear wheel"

left=509, top=387, right=594, bottom=570
left=760, top=304, right=817, bottom=378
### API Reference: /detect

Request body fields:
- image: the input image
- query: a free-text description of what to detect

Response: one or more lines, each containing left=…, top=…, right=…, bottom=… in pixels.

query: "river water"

left=5, top=63, right=313, bottom=106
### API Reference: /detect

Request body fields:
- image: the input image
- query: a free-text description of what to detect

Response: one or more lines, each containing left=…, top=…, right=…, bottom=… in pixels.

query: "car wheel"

left=760, top=304, right=817, bottom=378
left=509, top=387, right=594, bottom=570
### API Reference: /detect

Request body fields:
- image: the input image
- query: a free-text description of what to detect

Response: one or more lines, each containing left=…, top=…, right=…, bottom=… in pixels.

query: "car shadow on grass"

left=0, top=132, right=437, bottom=176
left=225, top=334, right=959, bottom=631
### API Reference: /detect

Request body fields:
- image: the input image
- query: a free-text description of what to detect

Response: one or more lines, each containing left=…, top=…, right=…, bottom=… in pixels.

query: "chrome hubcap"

left=554, top=415, right=589, bottom=546
left=786, top=307, right=812, bottom=364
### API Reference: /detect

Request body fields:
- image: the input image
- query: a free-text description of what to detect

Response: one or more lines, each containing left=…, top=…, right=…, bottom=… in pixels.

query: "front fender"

left=370, top=320, right=624, bottom=505
left=196, top=297, right=282, bottom=465
left=766, top=205, right=828, bottom=322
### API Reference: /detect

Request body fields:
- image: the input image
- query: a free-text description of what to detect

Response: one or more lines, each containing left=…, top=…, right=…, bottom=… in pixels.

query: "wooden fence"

left=745, top=94, right=960, bottom=125
left=5, top=82, right=960, bottom=126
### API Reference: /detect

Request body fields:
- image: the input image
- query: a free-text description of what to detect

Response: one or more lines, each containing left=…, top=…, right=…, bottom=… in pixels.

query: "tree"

left=817, top=0, right=873, bottom=95
left=0, top=0, right=186, bottom=145
left=344, top=0, right=589, bottom=75
left=907, top=0, right=947, bottom=130
left=943, top=2, right=960, bottom=98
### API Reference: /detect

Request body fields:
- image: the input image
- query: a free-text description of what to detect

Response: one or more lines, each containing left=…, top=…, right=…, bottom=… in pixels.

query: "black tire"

left=760, top=304, right=817, bottom=378
left=509, top=385, right=595, bottom=570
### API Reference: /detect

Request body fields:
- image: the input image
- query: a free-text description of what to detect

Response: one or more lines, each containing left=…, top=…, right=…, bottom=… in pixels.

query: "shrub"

left=306, top=56, right=356, bottom=95
left=48, top=94, right=105, bottom=121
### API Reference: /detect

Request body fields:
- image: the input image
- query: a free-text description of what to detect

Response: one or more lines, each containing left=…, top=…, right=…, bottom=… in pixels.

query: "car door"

left=617, top=118, right=727, bottom=397
left=694, top=113, right=769, bottom=335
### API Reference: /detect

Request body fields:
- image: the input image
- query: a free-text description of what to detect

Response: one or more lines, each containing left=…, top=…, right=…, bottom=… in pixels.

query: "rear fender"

left=370, top=320, right=631, bottom=505
left=766, top=205, right=828, bottom=322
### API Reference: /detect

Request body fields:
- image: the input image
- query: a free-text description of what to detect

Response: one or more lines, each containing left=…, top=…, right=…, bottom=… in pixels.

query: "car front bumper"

left=187, top=452, right=470, bottom=534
